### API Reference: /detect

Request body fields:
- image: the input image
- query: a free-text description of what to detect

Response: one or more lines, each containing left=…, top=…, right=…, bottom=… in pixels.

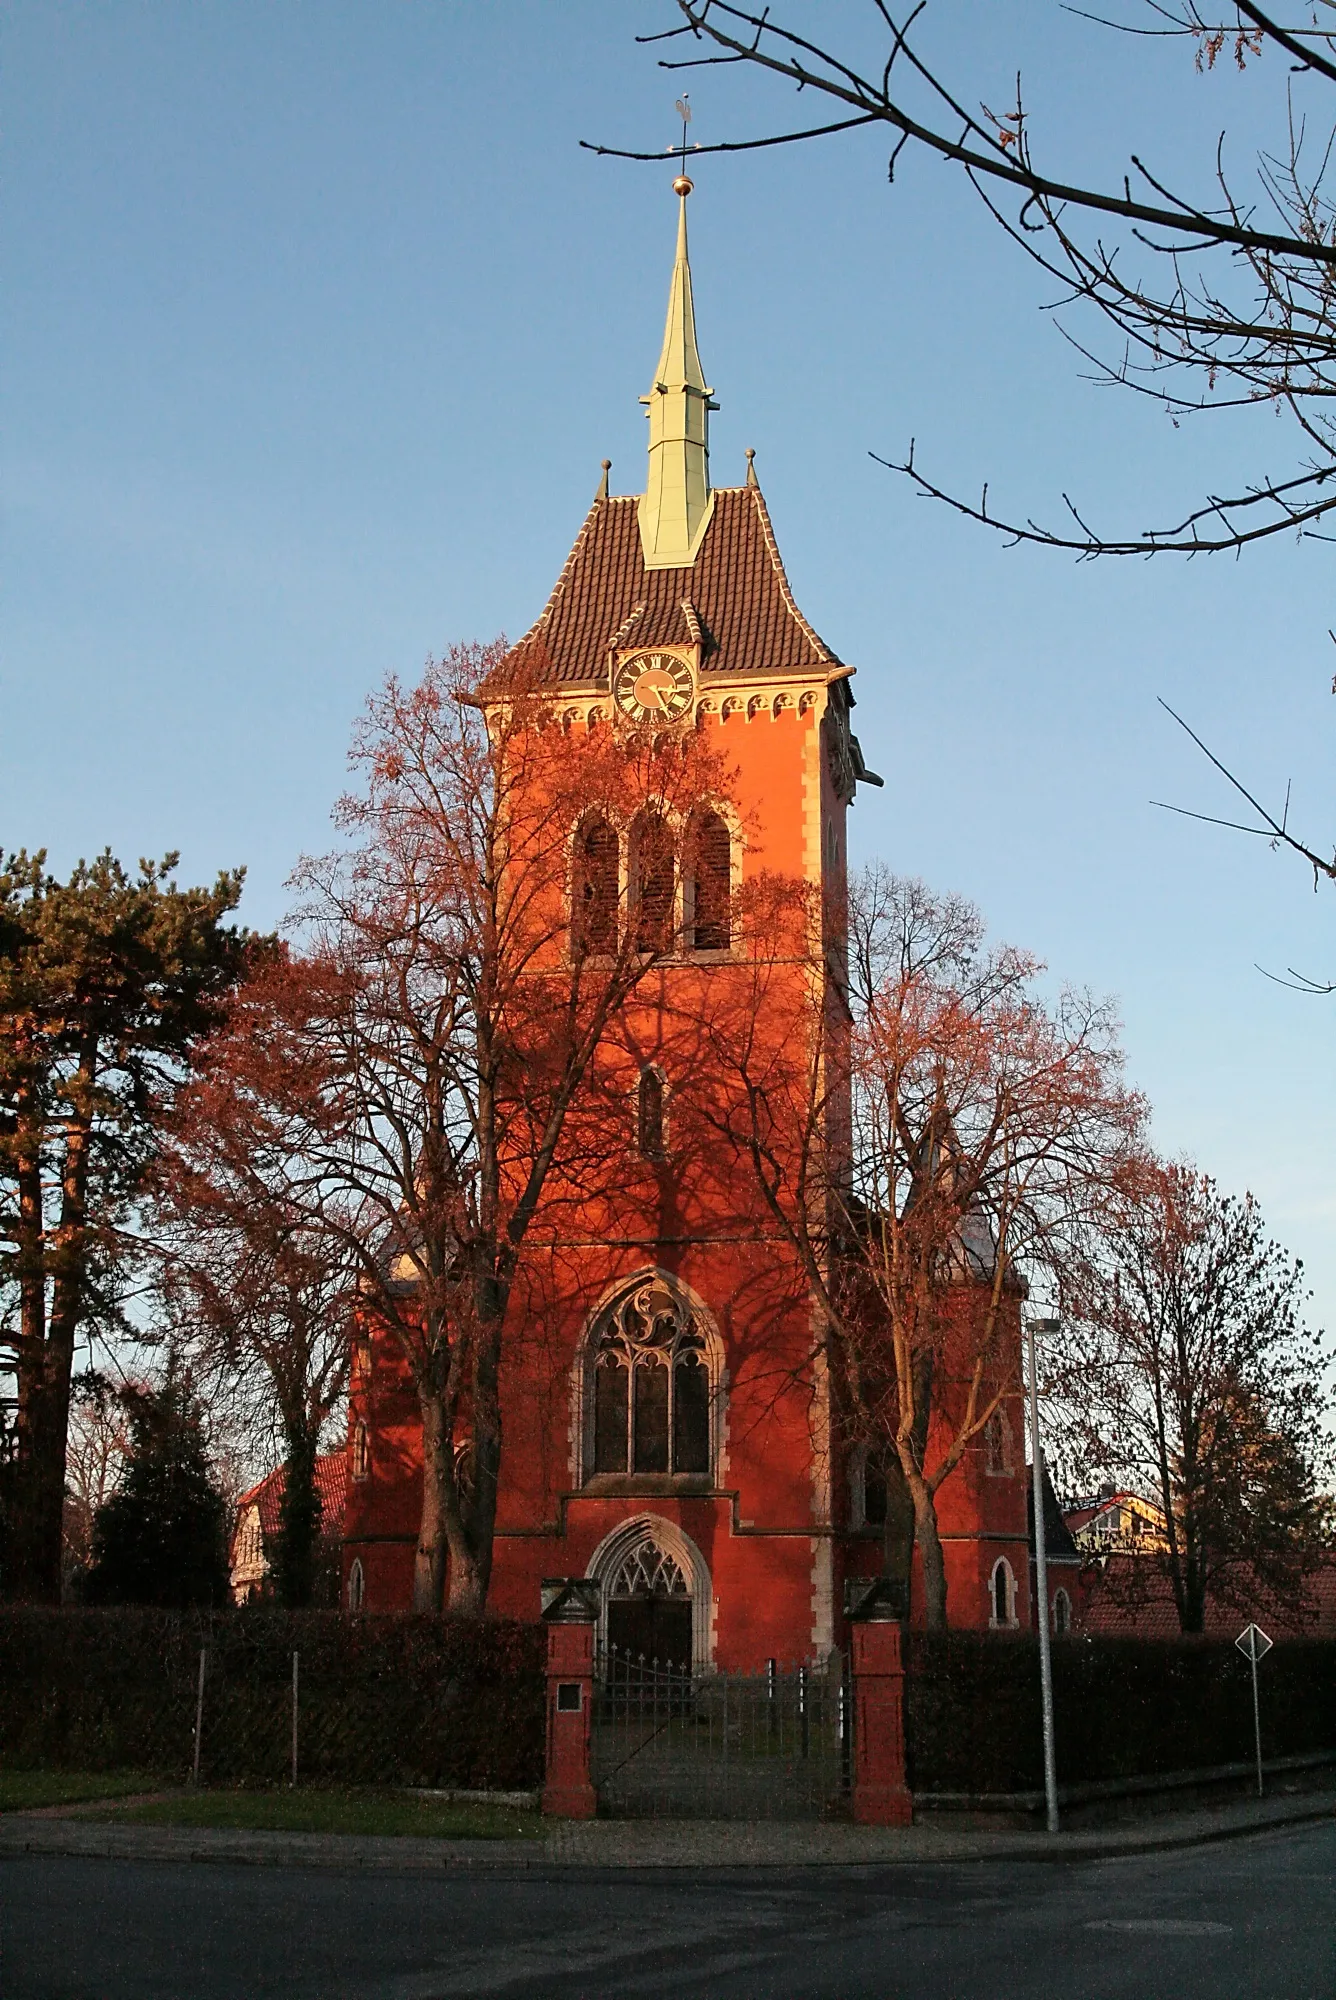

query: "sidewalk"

left=0, top=1785, right=1330, bottom=1874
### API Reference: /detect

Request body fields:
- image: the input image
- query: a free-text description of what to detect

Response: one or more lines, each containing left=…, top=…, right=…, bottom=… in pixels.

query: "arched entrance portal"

left=607, top=1539, right=692, bottom=1668
left=586, top=1515, right=712, bottom=1672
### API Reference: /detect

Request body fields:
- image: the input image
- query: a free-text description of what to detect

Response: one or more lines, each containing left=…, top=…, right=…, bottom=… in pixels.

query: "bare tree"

left=60, top=1373, right=131, bottom=1594
left=1054, top=1161, right=1333, bottom=1630
left=610, top=5, right=1336, bottom=550
left=200, top=641, right=735, bottom=1616
left=153, top=1088, right=357, bottom=1607
left=684, top=867, right=1143, bottom=1626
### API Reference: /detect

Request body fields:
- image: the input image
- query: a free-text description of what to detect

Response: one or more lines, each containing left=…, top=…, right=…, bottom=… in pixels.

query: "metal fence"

left=591, top=1648, right=850, bottom=1820
left=0, top=1612, right=545, bottom=1793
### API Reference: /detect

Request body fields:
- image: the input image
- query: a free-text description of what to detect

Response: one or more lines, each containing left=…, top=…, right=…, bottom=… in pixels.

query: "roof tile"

left=507, top=486, right=838, bottom=686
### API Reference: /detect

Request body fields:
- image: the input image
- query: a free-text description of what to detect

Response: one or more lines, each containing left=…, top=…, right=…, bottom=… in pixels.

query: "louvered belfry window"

left=633, top=814, right=675, bottom=953
left=589, top=1281, right=712, bottom=1478
left=575, top=816, right=619, bottom=955
left=691, top=811, right=731, bottom=951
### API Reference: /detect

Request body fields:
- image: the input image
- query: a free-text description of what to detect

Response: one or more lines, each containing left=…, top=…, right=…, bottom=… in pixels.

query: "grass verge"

left=0, top=1770, right=167, bottom=1812
left=98, top=1787, right=542, bottom=1840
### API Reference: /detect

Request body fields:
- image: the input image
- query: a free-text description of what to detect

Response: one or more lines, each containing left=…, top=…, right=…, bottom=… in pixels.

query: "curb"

left=0, top=1790, right=1331, bottom=1875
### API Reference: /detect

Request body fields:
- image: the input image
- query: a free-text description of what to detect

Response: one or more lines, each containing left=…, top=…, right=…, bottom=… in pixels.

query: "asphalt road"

left=3, top=1822, right=1333, bottom=2000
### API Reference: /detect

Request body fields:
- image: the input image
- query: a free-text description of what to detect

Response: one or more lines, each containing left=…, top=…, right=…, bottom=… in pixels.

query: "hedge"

left=0, top=1608, right=545, bottom=1790
left=905, top=1630, right=1336, bottom=1794
left=9, top=1612, right=1331, bottom=1802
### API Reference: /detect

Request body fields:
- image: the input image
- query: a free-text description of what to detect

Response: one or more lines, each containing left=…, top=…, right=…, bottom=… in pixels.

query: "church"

left=341, top=180, right=1035, bottom=1665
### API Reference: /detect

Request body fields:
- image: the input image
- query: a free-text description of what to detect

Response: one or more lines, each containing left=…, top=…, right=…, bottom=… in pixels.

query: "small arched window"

left=990, top=1558, right=1016, bottom=1628
left=632, top=814, right=675, bottom=953
left=1053, top=1587, right=1072, bottom=1636
left=984, top=1406, right=1014, bottom=1476
left=347, top=1558, right=365, bottom=1612
left=352, top=1421, right=369, bottom=1481
left=352, top=1335, right=372, bottom=1382
left=574, top=816, right=619, bottom=956
left=637, top=1067, right=666, bottom=1160
left=690, top=811, right=731, bottom=952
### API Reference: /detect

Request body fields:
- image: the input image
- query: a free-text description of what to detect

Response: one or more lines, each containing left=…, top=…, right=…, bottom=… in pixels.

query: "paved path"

left=0, top=1782, right=1330, bottom=1873
left=3, top=1818, right=1333, bottom=1997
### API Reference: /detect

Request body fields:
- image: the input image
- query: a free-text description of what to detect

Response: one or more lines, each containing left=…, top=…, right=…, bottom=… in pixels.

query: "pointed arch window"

left=690, top=811, right=732, bottom=952
left=347, top=1558, right=365, bottom=1611
left=1053, top=1587, right=1072, bottom=1636
left=990, top=1558, right=1017, bottom=1629
left=632, top=813, right=675, bottom=953
left=984, top=1406, right=1015, bottom=1476
left=587, top=1280, right=715, bottom=1481
left=352, top=1421, right=369, bottom=1481
left=574, top=816, right=619, bottom=956
left=637, top=1066, right=666, bottom=1160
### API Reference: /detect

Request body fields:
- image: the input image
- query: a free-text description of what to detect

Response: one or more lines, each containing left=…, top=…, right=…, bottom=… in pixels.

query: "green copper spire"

left=638, top=178, right=717, bottom=570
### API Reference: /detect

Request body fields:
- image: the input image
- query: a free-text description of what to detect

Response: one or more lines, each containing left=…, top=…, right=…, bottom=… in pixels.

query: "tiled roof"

left=507, top=485, right=839, bottom=686
left=233, top=1452, right=349, bottom=1548
left=1078, top=1554, right=1336, bottom=1639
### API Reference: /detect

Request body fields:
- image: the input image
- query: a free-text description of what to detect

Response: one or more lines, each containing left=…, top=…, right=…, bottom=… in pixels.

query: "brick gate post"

left=540, top=1579, right=601, bottom=1819
left=845, top=1578, right=913, bottom=1826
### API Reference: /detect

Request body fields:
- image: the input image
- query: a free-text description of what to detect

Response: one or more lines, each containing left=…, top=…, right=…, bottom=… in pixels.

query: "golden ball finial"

left=673, top=174, right=694, bottom=197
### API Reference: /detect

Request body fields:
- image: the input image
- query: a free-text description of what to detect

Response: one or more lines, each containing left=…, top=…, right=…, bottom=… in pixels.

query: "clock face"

left=612, top=650, right=695, bottom=723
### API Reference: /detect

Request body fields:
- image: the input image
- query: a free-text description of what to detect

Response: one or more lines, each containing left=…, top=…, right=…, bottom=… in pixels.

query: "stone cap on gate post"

left=844, top=1576, right=908, bottom=1677
left=844, top=1576, right=908, bottom=1688
left=844, top=1576, right=908, bottom=1624
left=541, top=1578, right=601, bottom=1624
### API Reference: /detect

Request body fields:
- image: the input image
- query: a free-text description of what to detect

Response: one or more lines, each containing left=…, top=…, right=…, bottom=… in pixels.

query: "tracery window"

left=609, top=1540, right=690, bottom=1603
left=632, top=813, right=675, bottom=953
left=587, top=1280, right=713, bottom=1480
left=574, top=816, right=619, bottom=956
left=689, top=811, right=731, bottom=952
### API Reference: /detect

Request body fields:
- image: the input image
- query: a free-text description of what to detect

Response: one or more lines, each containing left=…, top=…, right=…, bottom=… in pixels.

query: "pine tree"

left=85, top=1377, right=229, bottom=1609
left=0, top=848, right=251, bottom=1601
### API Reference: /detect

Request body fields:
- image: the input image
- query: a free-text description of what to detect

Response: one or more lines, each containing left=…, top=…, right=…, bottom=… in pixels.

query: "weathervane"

left=673, top=95, right=694, bottom=196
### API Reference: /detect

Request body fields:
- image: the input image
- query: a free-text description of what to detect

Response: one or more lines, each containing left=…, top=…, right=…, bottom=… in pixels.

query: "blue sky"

left=5, top=2, right=1334, bottom=1339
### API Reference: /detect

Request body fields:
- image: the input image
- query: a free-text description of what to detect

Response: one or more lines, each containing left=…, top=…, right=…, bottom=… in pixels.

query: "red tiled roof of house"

left=506, top=486, right=839, bottom=687
left=1078, top=1553, right=1336, bottom=1639
left=234, top=1451, right=349, bottom=1548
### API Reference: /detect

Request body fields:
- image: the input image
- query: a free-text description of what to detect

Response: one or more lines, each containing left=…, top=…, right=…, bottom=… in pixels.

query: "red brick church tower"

left=341, top=184, right=1034, bottom=1659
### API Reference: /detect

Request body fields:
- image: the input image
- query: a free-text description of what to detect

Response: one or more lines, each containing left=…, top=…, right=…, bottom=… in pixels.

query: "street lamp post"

left=1026, top=1315, right=1061, bottom=1835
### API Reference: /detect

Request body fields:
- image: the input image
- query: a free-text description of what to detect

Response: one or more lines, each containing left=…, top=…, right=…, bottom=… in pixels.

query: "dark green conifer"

left=85, top=1374, right=229, bottom=1608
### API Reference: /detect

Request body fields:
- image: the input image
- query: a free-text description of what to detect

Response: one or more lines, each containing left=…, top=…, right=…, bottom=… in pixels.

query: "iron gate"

left=591, top=1648, right=850, bottom=1819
